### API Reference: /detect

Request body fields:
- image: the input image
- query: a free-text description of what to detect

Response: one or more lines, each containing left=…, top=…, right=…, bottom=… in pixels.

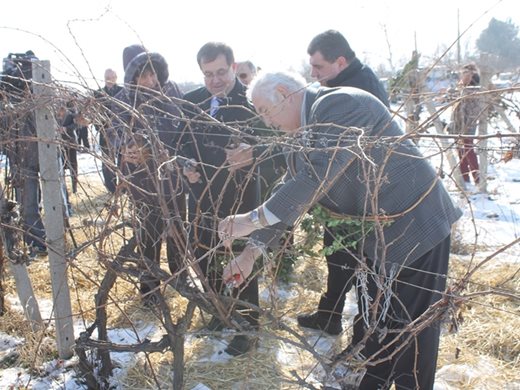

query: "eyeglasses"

left=203, top=67, right=231, bottom=80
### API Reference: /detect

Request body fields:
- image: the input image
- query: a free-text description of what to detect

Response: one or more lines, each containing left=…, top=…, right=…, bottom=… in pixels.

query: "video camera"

left=1, top=51, right=38, bottom=96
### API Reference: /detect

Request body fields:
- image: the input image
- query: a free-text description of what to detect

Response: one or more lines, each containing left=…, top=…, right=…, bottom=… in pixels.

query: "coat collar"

left=198, top=77, right=246, bottom=107
left=327, top=57, right=362, bottom=87
left=303, top=84, right=335, bottom=126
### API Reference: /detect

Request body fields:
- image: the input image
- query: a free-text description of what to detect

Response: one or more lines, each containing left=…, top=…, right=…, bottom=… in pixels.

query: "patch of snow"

left=0, top=332, right=23, bottom=351
left=435, top=356, right=498, bottom=387
left=191, top=384, right=212, bottom=390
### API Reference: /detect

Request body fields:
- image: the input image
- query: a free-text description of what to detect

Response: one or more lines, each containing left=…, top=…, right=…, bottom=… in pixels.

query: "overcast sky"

left=0, top=0, right=517, bottom=89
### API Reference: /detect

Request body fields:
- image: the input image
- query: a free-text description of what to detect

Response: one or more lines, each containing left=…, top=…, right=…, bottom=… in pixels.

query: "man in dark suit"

left=182, top=42, right=261, bottom=356
left=218, top=72, right=461, bottom=389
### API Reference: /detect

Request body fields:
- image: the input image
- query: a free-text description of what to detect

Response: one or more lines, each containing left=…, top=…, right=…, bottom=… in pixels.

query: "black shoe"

left=225, top=335, right=256, bottom=356
left=297, top=311, right=343, bottom=335
left=207, top=316, right=225, bottom=332
left=142, top=292, right=160, bottom=308
left=29, top=245, right=48, bottom=258
left=195, top=316, right=224, bottom=338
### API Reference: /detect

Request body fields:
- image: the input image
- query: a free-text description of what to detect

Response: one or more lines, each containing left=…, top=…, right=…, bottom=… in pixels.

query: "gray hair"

left=237, top=60, right=256, bottom=72
left=247, top=71, right=306, bottom=104
left=104, top=68, right=117, bottom=79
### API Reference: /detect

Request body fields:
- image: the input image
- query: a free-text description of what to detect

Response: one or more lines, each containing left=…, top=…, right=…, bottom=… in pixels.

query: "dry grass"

left=437, top=256, right=520, bottom=387
left=1, top=170, right=520, bottom=389
left=124, top=344, right=287, bottom=390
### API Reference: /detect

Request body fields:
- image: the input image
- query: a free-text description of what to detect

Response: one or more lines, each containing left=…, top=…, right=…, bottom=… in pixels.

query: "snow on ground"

left=457, top=159, right=520, bottom=249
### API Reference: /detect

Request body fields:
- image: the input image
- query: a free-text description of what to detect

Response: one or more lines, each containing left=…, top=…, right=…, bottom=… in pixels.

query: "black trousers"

left=136, top=198, right=186, bottom=296
left=317, top=229, right=357, bottom=320
left=99, top=129, right=117, bottom=194
left=352, top=235, right=451, bottom=390
left=15, top=166, right=46, bottom=249
left=77, top=126, right=90, bottom=149
left=63, top=147, right=78, bottom=193
left=192, top=216, right=259, bottom=328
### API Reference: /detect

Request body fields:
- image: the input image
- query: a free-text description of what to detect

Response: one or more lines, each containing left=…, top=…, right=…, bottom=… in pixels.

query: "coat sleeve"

left=264, top=128, right=357, bottom=224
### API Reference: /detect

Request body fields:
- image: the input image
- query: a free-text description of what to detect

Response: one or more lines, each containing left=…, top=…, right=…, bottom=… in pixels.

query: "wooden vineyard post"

left=0, top=184, right=43, bottom=331
left=32, top=61, right=74, bottom=359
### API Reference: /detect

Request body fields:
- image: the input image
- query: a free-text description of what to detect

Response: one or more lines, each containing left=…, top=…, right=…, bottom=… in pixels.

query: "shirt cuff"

left=262, top=205, right=281, bottom=226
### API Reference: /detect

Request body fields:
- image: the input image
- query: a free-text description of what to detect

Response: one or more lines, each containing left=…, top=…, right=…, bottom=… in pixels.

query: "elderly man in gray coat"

left=218, top=72, right=461, bottom=389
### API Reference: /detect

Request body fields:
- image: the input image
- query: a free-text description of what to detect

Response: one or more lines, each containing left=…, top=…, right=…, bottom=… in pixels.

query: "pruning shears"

left=224, top=273, right=241, bottom=296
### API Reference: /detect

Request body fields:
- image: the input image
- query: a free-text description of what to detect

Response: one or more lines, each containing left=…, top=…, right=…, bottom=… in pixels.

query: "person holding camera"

left=1, top=51, right=47, bottom=257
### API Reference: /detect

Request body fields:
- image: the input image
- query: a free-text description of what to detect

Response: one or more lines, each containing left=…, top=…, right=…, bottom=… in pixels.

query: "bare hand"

left=183, top=159, right=201, bottom=183
left=223, top=245, right=260, bottom=285
left=226, top=143, right=253, bottom=172
left=122, top=144, right=146, bottom=165
left=218, top=213, right=257, bottom=248
left=74, top=113, right=90, bottom=127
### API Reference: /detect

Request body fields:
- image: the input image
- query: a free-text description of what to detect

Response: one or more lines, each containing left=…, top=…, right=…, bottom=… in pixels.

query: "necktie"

left=210, top=96, right=222, bottom=117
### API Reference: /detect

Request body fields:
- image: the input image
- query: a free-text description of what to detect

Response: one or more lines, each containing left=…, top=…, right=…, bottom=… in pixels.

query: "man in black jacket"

left=182, top=42, right=261, bottom=356
left=1, top=53, right=47, bottom=257
left=297, top=30, right=390, bottom=335
left=308, top=29, right=389, bottom=105
left=2, top=103, right=46, bottom=256
left=94, top=68, right=123, bottom=194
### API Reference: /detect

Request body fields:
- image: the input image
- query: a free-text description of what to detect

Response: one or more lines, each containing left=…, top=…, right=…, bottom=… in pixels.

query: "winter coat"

left=58, top=109, right=78, bottom=144
left=94, top=84, right=124, bottom=124
left=95, top=84, right=124, bottom=108
left=327, top=57, right=389, bottom=107
left=3, top=103, right=39, bottom=174
left=452, top=86, right=483, bottom=135
left=110, top=51, right=184, bottom=153
left=111, top=51, right=185, bottom=205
